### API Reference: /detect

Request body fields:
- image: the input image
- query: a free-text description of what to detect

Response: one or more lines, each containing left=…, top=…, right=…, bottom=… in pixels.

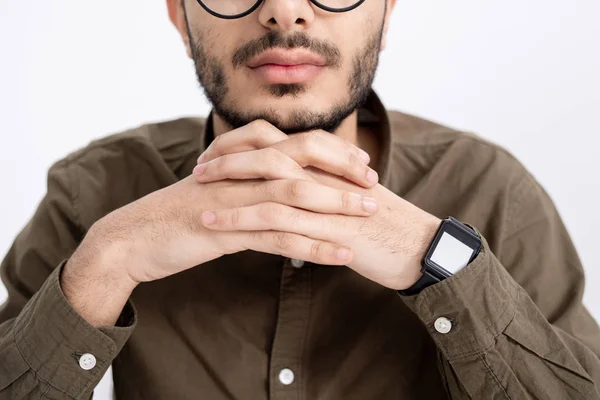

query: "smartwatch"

left=398, top=217, right=482, bottom=296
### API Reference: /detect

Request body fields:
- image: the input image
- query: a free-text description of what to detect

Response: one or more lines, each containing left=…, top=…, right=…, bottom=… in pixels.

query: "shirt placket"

left=269, top=258, right=312, bottom=400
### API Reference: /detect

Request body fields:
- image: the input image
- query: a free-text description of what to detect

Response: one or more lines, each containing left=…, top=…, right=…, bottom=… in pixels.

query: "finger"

left=241, top=230, right=353, bottom=266
left=292, top=130, right=371, bottom=164
left=255, top=179, right=378, bottom=216
left=193, top=147, right=309, bottom=182
left=198, top=120, right=287, bottom=163
left=201, top=202, right=353, bottom=242
left=271, top=131, right=378, bottom=188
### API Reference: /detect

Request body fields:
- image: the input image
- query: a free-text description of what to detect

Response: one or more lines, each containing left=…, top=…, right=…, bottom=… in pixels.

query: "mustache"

left=231, top=31, right=342, bottom=69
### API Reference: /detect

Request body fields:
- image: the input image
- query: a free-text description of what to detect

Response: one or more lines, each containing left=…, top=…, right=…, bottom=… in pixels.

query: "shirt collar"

left=199, top=89, right=393, bottom=187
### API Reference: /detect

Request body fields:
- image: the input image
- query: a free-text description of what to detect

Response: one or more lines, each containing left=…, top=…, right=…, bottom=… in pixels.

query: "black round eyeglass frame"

left=195, top=0, right=366, bottom=20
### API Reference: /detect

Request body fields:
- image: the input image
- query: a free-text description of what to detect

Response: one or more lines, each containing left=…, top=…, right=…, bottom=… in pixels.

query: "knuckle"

left=286, top=180, right=308, bottom=202
left=250, top=119, right=270, bottom=131
left=214, top=153, right=229, bottom=169
left=210, top=147, right=222, bottom=159
left=229, top=208, right=241, bottom=227
left=252, top=119, right=286, bottom=141
left=309, top=240, right=326, bottom=261
left=211, top=131, right=224, bottom=148
left=272, top=231, right=295, bottom=251
left=340, top=191, right=356, bottom=210
left=344, top=153, right=365, bottom=180
left=251, top=119, right=279, bottom=139
left=258, top=180, right=277, bottom=200
left=348, top=152, right=362, bottom=170
left=299, top=132, right=319, bottom=153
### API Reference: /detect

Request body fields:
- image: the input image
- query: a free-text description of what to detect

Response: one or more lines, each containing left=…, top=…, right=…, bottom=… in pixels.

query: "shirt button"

left=79, top=353, right=97, bottom=370
left=434, top=317, right=452, bottom=334
left=290, top=259, right=304, bottom=268
left=278, top=368, right=295, bottom=385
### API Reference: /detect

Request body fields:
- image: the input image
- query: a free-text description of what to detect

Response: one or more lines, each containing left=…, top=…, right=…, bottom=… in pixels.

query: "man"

left=0, top=0, right=599, bottom=398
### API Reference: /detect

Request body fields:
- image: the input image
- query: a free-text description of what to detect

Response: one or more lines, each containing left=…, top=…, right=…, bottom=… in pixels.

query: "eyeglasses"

left=195, top=0, right=366, bottom=20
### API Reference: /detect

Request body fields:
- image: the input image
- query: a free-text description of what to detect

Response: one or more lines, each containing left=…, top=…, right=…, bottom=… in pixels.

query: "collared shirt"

left=1, top=91, right=600, bottom=399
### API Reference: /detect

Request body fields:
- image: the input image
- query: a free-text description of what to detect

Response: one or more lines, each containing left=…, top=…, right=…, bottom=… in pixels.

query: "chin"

left=251, top=89, right=327, bottom=108
left=215, top=82, right=351, bottom=133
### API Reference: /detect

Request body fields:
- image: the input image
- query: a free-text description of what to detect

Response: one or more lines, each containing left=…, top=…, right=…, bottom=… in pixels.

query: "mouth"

left=247, top=49, right=327, bottom=84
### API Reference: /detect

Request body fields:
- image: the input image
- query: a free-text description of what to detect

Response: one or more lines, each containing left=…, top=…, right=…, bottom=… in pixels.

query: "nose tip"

left=258, top=0, right=315, bottom=32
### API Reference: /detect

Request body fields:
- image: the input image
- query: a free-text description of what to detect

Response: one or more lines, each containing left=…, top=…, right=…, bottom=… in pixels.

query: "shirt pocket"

left=496, top=288, right=596, bottom=397
left=0, top=343, right=31, bottom=391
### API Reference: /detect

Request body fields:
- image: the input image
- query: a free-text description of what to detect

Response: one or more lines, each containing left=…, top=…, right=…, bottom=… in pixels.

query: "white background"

left=1, top=1, right=599, bottom=398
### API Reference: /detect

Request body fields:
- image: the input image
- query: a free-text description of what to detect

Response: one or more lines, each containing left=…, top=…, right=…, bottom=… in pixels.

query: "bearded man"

left=1, top=0, right=599, bottom=399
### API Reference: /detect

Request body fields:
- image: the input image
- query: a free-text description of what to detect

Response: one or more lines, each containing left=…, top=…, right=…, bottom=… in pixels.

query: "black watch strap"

left=397, top=217, right=482, bottom=297
left=397, top=270, right=441, bottom=296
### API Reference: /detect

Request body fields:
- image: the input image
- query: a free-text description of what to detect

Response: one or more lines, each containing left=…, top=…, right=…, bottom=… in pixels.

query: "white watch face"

left=430, top=232, right=475, bottom=274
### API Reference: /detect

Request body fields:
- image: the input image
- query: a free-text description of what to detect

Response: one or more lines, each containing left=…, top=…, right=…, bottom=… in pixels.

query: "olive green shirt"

left=1, top=91, right=600, bottom=399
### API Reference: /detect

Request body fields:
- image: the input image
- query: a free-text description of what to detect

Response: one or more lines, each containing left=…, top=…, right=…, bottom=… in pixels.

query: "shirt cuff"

left=12, top=259, right=137, bottom=398
left=399, top=234, right=518, bottom=361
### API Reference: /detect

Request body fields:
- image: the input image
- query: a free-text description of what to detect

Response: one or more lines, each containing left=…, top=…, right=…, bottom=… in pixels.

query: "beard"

left=183, top=12, right=383, bottom=134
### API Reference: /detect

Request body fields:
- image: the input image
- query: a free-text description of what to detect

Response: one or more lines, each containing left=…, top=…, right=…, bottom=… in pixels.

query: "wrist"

left=398, top=216, right=483, bottom=295
left=398, top=215, right=441, bottom=290
left=62, top=234, right=138, bottom=327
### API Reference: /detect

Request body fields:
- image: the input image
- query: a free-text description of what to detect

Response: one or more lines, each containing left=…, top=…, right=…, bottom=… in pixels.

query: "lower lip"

left=250, top=64, right=324, bottom=84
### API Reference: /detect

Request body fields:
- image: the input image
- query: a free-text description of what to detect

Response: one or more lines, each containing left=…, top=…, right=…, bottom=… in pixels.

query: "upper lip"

left=247, top=49, right=327, bottom=68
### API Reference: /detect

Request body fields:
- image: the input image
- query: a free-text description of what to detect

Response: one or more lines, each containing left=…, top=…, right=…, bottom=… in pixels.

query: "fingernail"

left=358, top=149, right=370, bottom=164
left=335, top=248, right=351, bottom=261
left=202, top=211, right=216, bottom=225
left=197, top=153, right=207, bottom=163
left=367, top=168, right=378, bottom=184
left=362, top=197, right=378, bottom=212
left=193, top=164, right=206, bottom=176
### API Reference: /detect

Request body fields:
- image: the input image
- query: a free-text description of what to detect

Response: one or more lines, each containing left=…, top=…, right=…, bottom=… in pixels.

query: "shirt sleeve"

left=401, top=170, right=600, bottom=399
left=0, top=159, right=137, bottom=399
